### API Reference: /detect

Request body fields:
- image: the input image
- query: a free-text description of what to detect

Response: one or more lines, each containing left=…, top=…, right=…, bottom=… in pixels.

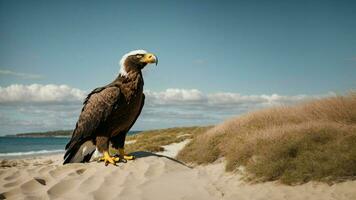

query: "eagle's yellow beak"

left=140, top=53, right=158, bottom=66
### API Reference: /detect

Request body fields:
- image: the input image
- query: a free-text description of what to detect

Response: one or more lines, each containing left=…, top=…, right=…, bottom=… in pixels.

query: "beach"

left=1, top=140, right=356, bottom=200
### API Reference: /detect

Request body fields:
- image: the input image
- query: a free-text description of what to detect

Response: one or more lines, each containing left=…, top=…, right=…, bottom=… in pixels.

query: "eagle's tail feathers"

left=63, top=140, right=96, bottom=164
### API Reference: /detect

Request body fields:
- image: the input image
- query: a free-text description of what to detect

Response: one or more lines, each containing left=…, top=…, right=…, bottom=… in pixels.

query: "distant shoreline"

left=6, top=130, right=73, bottom=138
left=5, top=130, right=142, bottom=138
left=4, top=135, right=71, bottom=138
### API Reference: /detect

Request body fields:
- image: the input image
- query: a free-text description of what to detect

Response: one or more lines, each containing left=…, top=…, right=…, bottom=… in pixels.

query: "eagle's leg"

left=111, top=133, right=135, bottom=161
left=96, top=136, right=119, bottom=166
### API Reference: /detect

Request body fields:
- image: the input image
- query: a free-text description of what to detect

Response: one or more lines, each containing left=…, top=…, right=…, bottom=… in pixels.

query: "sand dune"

left=1, top=141, right=356, bottom=200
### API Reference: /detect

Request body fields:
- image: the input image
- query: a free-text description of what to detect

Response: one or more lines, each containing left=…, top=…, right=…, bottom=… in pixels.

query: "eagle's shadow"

left=129, top=151, right=191, bottom=168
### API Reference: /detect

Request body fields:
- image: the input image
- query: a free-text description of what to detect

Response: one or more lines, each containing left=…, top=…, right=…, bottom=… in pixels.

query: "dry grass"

left=121, top=126, right=211, bottom=154
left=177, top=93, right=356, bottom=184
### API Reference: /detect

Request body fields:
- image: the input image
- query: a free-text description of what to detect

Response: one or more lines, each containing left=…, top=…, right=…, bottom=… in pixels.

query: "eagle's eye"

left=136, top=54, right=143, bottom=59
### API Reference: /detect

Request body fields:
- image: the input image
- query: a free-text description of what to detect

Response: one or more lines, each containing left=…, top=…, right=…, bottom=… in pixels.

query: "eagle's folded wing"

left=64, top=86, right=121, bottom=161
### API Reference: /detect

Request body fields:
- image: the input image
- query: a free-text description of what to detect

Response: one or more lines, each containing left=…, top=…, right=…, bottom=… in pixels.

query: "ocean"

left=0, top=132, right=140, bottom=158
left=0, top=137, right=69, bottom=158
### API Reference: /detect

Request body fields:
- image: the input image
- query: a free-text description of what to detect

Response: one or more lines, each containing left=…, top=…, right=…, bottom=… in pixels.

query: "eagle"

left=63, top=50, right=158, bottom=165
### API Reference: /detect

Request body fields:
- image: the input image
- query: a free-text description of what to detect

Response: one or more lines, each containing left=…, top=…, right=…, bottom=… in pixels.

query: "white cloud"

left=0, top=85, right=319, bottom=107
left=0, top=69, right=43, bottom=79
left=145, top=88, right=318, bottom=107
left=0, top=84, right=86, bottom=103
left=0, top=84, right=330, bottom=135
left=146, top=89, right=205, bottom=105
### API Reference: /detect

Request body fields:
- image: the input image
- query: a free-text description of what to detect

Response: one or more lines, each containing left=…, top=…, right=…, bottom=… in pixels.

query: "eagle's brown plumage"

left=63, top=50, right=157, bottom=164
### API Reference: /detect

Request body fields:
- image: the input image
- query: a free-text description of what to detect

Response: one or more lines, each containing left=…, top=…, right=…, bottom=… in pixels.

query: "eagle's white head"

left=119, top=50, right=158, bottom=76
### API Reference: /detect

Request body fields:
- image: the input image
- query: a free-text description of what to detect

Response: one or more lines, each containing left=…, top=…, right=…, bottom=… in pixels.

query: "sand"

left=1, top=141, right=356, bottom=200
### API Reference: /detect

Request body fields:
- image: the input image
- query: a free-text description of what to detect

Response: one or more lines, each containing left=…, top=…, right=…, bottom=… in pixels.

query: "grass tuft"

left=177, top=93, right=356, bottom=184
left=122, top=126, right=211, bottom=154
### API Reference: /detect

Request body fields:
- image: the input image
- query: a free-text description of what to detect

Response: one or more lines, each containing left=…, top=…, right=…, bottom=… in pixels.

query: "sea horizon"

left=0, top=131, right=141, bottom=158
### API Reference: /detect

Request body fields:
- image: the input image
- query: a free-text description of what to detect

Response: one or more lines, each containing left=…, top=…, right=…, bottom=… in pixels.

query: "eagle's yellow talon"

left=113, top=157, right=121, bottom=162
left=99, top=151, right=117, bottom=166
left=118, top=148, right=135, bottom=161
left=124, top=155, right=135, bottom=160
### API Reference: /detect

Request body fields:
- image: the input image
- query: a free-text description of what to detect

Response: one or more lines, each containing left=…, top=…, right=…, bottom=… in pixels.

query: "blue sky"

left=0, top=0, right=355, bottom=135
